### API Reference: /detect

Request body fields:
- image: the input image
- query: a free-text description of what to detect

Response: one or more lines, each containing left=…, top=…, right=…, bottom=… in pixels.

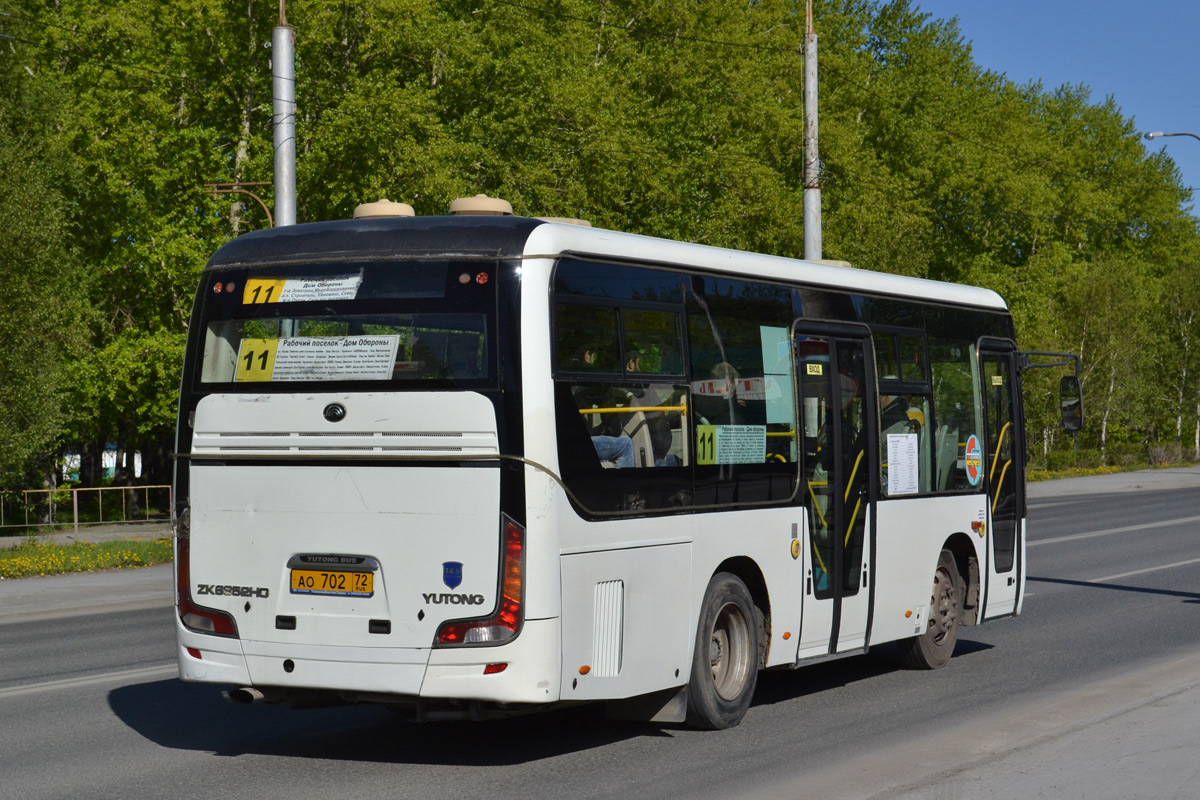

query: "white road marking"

left=1089, top=557, right=1200, bottom=584
left=1030, top=514, right=1200, bottom=547
left=0, top=664, right=176, bottom=700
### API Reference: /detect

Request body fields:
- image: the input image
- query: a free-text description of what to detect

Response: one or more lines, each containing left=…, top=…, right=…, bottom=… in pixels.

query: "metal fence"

left=0, top=485, right=172, bottom=533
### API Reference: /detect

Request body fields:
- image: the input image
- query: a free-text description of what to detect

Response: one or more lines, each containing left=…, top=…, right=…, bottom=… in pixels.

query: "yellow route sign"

left=235, top=338, right=280, bottom=382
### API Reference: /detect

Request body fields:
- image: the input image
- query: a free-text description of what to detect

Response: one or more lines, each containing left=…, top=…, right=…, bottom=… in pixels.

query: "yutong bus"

left=173, top=196, right=1081, bottom=728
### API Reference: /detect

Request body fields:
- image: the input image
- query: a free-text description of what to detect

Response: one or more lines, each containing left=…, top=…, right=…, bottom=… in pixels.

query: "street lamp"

left=1145, top=131, right=1200, bottom=142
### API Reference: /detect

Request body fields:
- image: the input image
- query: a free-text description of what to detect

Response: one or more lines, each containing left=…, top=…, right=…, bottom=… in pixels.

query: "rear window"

left=194, top=261, right=496, bottom=388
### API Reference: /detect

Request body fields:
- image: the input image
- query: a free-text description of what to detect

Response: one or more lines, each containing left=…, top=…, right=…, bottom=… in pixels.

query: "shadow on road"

left=753, top=638, right=992, bottom=708
left=109, top=679, right=656, bottom=764
left=111, top=637, right=993, bottom=764
left=1028, top=575, right=1200, bottom=602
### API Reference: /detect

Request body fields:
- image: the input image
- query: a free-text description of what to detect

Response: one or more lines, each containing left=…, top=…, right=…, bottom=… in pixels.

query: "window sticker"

left=693, top=376, right=763, bottom=399
left=886, top=433, right=919, bottom=495
left=242, top=272, right=364, bottom=304
left=235, top=335, right=401, bottom=382
left=697, top=424, right=766, bottom=465
left=760, top=326, right=795, bottom=425
left=964, top=434, right=983, bottom=487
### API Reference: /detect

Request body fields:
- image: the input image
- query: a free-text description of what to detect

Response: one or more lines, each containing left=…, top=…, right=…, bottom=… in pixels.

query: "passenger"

left=572, top=345, right=635, bottom=468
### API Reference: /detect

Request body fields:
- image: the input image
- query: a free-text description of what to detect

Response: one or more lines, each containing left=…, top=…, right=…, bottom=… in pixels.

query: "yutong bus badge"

left=443, top=561, right=463, bottom=589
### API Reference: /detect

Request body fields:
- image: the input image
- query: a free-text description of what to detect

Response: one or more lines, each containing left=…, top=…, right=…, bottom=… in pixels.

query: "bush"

left=1106, top=442, right=1145, bottom=467
left=1148, top=442, right=1183, bottom=465
left=1046, top=448, right=1104, bottom=470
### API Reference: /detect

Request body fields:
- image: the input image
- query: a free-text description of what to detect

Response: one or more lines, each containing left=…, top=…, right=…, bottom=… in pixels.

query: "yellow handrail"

left=845, top=497, right=863, bottom=547
left=580, top=404, right=688, bottom=415
left=992, top=459, right=1012, bottom=514
left=989, top=421, right=1011, bottom=483
left=806, top=481, right=831, bottom=578
left=842, top=449, right=865, bottom=547
left=807, top=483, right=829, bottom=526
left=844, top=451, right=864, bottom=503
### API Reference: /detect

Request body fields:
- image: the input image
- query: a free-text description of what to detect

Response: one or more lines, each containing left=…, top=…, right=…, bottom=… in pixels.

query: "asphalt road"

left=3, top=468, right=1200, bottom=799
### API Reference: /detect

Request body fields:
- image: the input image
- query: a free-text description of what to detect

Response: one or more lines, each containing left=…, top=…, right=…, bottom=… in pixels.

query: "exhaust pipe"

left=224, top=687, right=267, bottom=705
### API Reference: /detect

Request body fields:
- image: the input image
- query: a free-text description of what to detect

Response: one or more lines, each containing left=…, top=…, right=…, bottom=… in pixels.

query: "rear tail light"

left=175, top=508, right=239, bottom=637
left=435, top=515, right=524, bottom=646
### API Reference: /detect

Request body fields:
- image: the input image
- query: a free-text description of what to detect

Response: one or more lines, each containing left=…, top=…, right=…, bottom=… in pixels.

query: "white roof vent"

left=353, top=199, right=416, bottom=219
left=449, top=194, right=513, bottom=216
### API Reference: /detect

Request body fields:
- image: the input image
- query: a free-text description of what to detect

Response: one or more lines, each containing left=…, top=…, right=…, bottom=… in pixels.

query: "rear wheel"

left=899, top=549, right=963, bottom=670
left=686, top=573, right=759, bottom=729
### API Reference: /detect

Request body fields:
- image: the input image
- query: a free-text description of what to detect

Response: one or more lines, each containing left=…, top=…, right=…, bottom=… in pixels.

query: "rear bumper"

left=176, top=617, right=561, bottom=704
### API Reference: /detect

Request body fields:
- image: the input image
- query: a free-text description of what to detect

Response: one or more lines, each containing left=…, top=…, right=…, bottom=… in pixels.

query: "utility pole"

left=803, top=0, right=821, bottom=261
left=272, top=1, right=296, bottom=227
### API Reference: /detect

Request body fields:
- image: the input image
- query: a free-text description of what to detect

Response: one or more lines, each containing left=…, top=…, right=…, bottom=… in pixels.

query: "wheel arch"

left=712, top=556, right=771, bottom=668
left=943, top=532, right=980, bottom=625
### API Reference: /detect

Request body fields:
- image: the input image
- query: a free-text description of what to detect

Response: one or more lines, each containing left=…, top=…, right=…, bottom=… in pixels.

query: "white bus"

left=173, top=197, right=1080, bottom=728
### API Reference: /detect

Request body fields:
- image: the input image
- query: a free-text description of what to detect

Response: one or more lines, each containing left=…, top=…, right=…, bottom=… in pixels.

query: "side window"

left=928, top=336, right=979, bottom=492
left=553, top=261, right=690, bottom=514
left=873, top=330, right=927, bottom=384
left=875, top=327, right=933, bottom=495
left=687, top=277, right=798, bottom=505
left=622, top=308, right=685, bottom=377
left=555, top=304, right=619, bottom=373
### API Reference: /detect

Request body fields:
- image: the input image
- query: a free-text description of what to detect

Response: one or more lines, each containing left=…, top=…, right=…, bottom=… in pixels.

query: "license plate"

left=290, top=569, right=374, bottom=597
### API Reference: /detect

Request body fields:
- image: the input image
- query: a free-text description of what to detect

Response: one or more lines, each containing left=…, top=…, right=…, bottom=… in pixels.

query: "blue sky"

left=913, top=0, right=1200, bottom=212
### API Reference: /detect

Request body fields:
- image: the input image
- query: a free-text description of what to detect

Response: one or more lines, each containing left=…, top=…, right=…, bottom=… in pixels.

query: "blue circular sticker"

left=965, top=434, right=983, bottom=487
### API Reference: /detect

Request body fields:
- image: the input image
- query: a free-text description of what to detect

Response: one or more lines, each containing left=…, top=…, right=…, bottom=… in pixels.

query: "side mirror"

left=1060, top=376, right=1083, bottom=432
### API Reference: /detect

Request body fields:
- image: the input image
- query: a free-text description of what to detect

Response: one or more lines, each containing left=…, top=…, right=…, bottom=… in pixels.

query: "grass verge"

left=0, top=537, right=173, bottom=580
left=1028, top=460, right=1200, bottom=482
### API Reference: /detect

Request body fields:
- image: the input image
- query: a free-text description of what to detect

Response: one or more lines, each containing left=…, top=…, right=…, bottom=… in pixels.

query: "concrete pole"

left=272, top=4, right=296, bottom=227
left=803, top=0, right=821, bottom=261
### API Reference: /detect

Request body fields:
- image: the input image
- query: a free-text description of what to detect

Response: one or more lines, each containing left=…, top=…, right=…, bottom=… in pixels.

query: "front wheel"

left=686, top=572, right=759, bottom=729
left=899, top=548, right=963, bottom=670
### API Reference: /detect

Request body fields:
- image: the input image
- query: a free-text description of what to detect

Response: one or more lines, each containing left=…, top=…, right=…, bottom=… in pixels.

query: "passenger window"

left=572, top=381, right=691, bottom=470
left=621, top=309, right=685, bottom=377
left=554, top=281, right=691, bottom=512
left=556, top=304, right=619, bottom=374
left=873, top=333, right=897, bottom=381
left=900, top=335, right=926, bottom=382
left=687, top=277, right=798, bottom=504
left=880, top=388, right=932, bottom=495
left=929, top=337, right=981, bottom=492
left=874, top=329, right=928, bottom=384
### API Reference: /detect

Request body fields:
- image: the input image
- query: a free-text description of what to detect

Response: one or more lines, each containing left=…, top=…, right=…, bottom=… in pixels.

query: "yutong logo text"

left=422, top=592, right=485, bottom=605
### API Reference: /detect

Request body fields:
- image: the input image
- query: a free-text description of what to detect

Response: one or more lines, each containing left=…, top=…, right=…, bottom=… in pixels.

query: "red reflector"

left=483, top=663, right=507, bottom=675
left=186, top=647, right=202, bottom=659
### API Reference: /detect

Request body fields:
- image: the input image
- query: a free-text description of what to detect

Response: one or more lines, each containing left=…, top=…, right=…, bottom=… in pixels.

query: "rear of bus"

left=172, top=214, right=558, bottom=715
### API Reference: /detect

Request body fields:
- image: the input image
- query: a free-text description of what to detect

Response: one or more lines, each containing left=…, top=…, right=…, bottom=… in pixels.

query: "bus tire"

left=900, top=548, right=963, bottom=670
left=686, top=572, right=759, bottom=729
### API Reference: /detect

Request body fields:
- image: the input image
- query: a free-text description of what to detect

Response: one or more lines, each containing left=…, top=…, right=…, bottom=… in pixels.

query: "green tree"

left=0, top=43, right=89, bottom=488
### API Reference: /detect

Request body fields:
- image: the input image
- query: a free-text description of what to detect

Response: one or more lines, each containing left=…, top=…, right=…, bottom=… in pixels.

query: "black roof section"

left=205, top=214, right=547, bottom=271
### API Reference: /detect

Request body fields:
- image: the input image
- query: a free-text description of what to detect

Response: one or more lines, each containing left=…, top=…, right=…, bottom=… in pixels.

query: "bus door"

left=794, top=327, right=873, bottom=659
left=978, top=341, right=1024, bottom=618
